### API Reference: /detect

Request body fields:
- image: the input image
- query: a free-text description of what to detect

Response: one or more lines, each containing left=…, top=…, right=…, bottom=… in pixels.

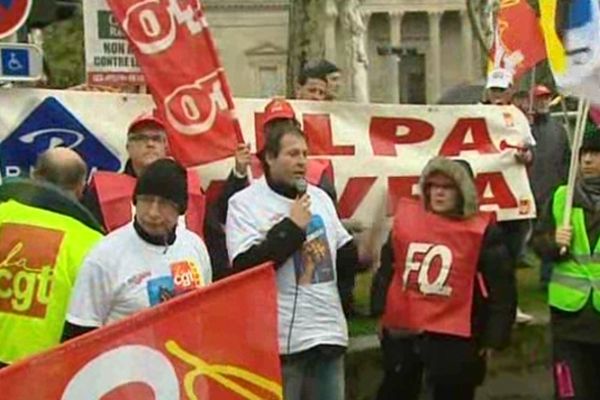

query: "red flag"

left=590, top=105, right=600, bottom=127
left=489, top=0, right=547, bottom=79
left=106, top=0, right=242, bottom=167
left=0, top=265, right=282, bottom=399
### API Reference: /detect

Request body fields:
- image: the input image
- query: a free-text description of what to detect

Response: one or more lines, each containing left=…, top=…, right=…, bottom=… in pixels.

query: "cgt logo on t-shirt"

left=146, top=261, right=204, bottom=306
left=0, top=224, right=64, bottom=318
left=171, top=261, right=204, bottom=294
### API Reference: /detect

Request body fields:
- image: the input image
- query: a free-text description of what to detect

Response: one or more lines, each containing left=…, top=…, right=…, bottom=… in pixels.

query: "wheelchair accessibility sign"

left=0, top=43, right=43, bottom=81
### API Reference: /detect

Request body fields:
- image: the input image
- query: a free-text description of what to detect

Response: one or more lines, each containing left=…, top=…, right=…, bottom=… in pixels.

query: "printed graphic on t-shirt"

left=146, top=260, right=204, bottom=306
left=293, top=215, right=334, bottom=285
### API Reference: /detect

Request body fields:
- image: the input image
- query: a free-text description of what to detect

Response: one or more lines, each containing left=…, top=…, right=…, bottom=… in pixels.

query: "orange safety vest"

left=382, top=198, right=490, bottom=338
left=91, top=171, right=206, bottom=238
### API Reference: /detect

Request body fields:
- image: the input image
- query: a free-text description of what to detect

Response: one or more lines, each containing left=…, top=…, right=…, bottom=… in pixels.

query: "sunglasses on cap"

left=128, top=133, right=166, bottom=143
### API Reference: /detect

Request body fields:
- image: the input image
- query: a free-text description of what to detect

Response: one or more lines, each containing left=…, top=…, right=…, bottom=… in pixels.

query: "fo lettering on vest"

left=92, top=171, right=206, bottom=238
left=382, top=198, right=490, bottom=338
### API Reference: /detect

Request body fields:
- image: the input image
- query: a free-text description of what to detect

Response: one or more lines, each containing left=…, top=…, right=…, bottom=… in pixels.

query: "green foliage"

left=43, top=11, right=85, bottom=88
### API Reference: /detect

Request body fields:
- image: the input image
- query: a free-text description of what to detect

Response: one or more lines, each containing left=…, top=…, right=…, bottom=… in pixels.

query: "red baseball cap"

left=263, top=98, right=296, bottom=127
left=532, top=85, right=552, bottom=97
left=128, top=111, right=165, bottom=134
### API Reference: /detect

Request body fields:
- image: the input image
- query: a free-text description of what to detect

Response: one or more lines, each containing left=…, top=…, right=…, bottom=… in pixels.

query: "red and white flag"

left=489, top=0, right=547, bottom=80
left=106, top=0, right=242, bottom=166
left=0, top=265, right=282, bottom=399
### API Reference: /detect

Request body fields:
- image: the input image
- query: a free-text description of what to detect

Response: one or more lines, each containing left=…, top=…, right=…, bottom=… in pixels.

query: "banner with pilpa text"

left=0, top=89, right=536, bottom=225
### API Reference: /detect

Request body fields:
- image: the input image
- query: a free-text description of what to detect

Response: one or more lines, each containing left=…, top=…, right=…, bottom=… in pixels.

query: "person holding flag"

left=532, top=121, right=600, bottom=399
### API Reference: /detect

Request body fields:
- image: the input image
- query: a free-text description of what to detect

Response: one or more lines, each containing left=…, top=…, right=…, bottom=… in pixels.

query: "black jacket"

left=529, top=115, right=570, bottom=210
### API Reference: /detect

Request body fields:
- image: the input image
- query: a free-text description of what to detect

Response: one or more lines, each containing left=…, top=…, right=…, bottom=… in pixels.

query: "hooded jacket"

left=372, top=157, right=516, bottom=350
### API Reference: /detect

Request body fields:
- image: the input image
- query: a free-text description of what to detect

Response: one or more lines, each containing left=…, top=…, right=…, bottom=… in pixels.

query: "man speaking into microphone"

left=226, top=120, right=355, bottom=400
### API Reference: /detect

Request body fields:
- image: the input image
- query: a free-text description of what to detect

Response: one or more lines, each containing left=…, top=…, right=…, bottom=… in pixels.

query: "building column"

left=427, top=11, right=443, bottom=103
left=460, top=10, right=474, bottom=82
left=389, top=11, right=404, bottom=103
left=325, top=0, right=338, bottom=61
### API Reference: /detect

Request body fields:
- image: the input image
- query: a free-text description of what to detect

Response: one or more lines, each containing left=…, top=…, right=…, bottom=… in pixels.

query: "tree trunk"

left=286, top=0, right=328, bottom=97
left=466, top=0, right=498, bottom=67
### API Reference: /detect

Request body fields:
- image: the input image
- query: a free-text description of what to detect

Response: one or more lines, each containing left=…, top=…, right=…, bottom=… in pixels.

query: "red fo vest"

left=91, top=170, right=206, bottom=238
left=249, top=156, right=334, bottom=186
left=382, top=198, right=491, bottom=338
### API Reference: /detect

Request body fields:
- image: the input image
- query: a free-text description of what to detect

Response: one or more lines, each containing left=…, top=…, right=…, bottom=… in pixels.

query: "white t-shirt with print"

left=226, top=178, right=352, bottom=354
left=67, top=223, right=212, bottom=326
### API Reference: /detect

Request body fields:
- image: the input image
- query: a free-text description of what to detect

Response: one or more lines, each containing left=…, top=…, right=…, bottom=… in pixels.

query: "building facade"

left=204, top=0, right=483, bottom=104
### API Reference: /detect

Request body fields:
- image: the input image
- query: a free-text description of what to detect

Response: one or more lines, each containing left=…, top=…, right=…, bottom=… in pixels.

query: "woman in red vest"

left=371, top=157, right=516, bottom=400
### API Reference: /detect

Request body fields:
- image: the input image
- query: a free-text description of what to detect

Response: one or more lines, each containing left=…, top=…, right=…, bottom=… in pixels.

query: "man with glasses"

left=82, top=112, right=206, bottom=238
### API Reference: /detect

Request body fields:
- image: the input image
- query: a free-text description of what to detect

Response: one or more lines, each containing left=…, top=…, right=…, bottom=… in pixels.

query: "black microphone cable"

left=286, top=177, right=308, bottom=354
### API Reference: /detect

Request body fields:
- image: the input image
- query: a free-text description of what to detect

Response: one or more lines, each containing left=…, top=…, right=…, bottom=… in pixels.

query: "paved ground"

left=348, top=331, right=554, bottom=400
left=478, top=366, right=553, bottom=400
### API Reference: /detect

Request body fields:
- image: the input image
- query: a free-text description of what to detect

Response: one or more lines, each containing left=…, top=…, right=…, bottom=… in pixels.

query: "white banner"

left=83, top=0, right=144, bottom=86
left=0, top=89, right=536, bottom=229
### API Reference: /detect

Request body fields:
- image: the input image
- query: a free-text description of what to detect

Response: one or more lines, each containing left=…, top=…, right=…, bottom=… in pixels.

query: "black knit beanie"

left=134, top=158, right=188, bottom=214
left=581, top=119, right=600, bottom=154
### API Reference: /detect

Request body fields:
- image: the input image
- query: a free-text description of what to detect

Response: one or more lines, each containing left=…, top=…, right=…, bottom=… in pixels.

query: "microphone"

left=295, top=177, right=307, bottom=196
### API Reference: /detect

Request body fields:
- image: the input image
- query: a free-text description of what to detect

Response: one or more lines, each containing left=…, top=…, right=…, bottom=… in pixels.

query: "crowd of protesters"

left=0, top=59, right=598, bottom=400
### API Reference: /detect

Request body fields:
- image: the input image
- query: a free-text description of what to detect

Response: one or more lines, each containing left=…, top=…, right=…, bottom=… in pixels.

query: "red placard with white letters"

left=106, top=0, right=242, bottom=166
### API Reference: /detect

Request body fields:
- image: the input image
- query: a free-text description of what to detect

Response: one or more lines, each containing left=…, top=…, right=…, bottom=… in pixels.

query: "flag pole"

left=560, top=95, right=574, bottom=145
left=561, top=98, right=590, bottom=254
left=528, top=65, right=537, bottom=116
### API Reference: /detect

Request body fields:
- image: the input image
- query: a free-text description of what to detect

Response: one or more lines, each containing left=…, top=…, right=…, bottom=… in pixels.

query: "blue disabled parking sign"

left=0, top=44, right=43, bottom=81
left=1, top=48, right=29, bottom=77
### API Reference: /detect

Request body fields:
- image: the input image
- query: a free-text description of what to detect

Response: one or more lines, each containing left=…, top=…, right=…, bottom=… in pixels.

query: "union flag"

left=489, top=0, right=547, bottom=79
left=0, top=265, right=282, bottom=399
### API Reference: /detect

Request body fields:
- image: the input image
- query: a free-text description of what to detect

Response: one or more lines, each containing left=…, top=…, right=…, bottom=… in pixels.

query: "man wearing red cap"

left=81, top=112, right=206, bottom=241
left=529, top=85, right=570, bottom=287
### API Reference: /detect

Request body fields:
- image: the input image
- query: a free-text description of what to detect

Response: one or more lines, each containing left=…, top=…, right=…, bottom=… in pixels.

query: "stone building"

left=204, top=0, right=483, bottom=104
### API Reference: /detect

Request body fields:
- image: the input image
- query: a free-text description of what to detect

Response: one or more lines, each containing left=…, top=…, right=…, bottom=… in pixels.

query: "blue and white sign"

left=0, top=43, right=43, bottom=81
left=0, top=97, right=122, bottom=177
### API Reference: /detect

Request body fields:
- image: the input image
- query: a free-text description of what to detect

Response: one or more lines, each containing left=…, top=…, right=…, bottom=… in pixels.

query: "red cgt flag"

left=489, top=0, right=547, bottom=79
left=106, top=0, right=242, bottom=167
left=0, top=265, right=282, bottom=399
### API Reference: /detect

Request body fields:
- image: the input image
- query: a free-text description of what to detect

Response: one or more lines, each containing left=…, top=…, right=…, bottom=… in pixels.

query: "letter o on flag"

left=61, top=345, right=180, bottom=399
